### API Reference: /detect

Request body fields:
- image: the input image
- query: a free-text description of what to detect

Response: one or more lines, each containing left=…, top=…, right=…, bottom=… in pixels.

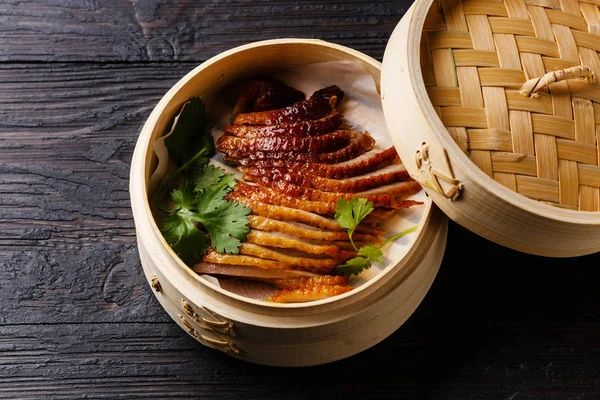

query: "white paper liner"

left=149, top=60, right=427, bottom=300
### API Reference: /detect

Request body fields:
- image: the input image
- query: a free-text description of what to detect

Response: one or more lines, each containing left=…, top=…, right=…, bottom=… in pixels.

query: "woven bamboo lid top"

left=421, top=0, right=600, bottom=211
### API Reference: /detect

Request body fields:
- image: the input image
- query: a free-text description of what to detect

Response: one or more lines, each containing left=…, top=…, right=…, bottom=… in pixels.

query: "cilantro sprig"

left=156, top=97, right=251, bottom=265
left=161, top=165, right=251, bottom=264
left=334, top=197, right=417, bottom=276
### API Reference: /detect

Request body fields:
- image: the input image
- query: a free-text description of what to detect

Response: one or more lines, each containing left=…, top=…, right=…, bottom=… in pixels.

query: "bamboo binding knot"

left=151, top=275, right=161, bottom=292
left=415, top=142, right=463, bottom=201
left=519, top=66, right=595, bottom=98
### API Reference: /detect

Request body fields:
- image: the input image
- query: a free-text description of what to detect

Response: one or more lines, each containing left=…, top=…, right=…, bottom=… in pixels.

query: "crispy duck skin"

left=233, top=146, right=400, bottom=178
left=231, top=77, right=306, bottom=117
left=246, top=230, right=355, bottom=259
left=239, top=243, right=343, bottom=270
left=235, top=181, right=347, bottom=214
left=235, top=181, right=421, bottom=215
left=242, top=175, right=421, bottom=209
left=203, top=250, right=335, bottom=274
left=223, top=112, right=343, bottom=138
left=217, top=130, right=353, bottom=158
left=248, top=215, right=382, bottom=243
left=202, top=250, right=291, bottom=270
left=224, top=131, right=375, bottom=165
left=267, top=284, right=353, bottom=303
left=233, top=85, right=344, bottom=125
left=222, top=131, right=375, bottom=166
left=358, top=180, right=423, bottom=198
left=227, top=193, right=386, bottom=236
left=242, top=165, right=411, bottom=193
left=270, top=275, right=350, bottom=290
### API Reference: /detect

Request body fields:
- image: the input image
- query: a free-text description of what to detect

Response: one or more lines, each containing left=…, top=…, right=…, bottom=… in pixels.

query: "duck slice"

left=233, top=146, right=399, bottom=178
left=224, top=112, right=344, bottom=138
left=242, top=164, right=411, bottom=193
left=246, top=230, right=355, bottom=259
left=227, top=193, right=385, bottom=236
left=231, top=76, right=306, bottom=117
left=240, top=176, right=422, bottom=209
left=267, top=283, right=353, bottom=303
left=247, top=215, right=382, bottom=243
left=217, top=129, right=354, bottom=158
left=233, top=85, right=344, bottom=125
left=224, top=130, right=375, bottom=164
left=234, top=181, right=421, bottom=215
left=192, top=263, right=320, bottom=279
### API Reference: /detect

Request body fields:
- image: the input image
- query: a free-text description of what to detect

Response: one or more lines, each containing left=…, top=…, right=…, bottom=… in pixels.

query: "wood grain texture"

left=0, top=0, right=599, bottom=398
left=1, top=224, right=600, bottom=399
left=0, top=63, right=194, bottom=325
left=0, top=0, right=413, bottom=62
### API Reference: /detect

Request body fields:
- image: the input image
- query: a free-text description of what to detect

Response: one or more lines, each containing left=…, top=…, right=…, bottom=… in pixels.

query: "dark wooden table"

left=1, top=1, right=599, bottom=399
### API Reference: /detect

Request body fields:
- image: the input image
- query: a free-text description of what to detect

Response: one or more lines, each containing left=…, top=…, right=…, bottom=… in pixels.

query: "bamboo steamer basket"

left=130, top=39, right=449, bottom=367
left=382, top=0, right=600, bottom=257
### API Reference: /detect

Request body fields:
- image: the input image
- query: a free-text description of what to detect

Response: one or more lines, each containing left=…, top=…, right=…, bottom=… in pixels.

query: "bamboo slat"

left=424, top=0, right=600, bottom=209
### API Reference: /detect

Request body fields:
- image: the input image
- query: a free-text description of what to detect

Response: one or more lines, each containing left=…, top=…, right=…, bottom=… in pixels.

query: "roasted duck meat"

left=266, top=276, right=353, bottom=303
left=232, top=146, right=400, bottom=178
left=233, top=85, right=344, bottom=125
left=231, top=76, right=306, bottom=117
left=240, top=176, right=421, bottom=209
left=217, top=129, right=355, bottom=157
left=242, top=164, right=411, bottom=193
left=195, top=77, right=424, bottom=303
left=226, top=193, right=385, bottom=235
left=234, top=181, right=421, bottom=215
left=223, top=131, right=375, bottom=165
left=224, top=112, right=344, bottom=138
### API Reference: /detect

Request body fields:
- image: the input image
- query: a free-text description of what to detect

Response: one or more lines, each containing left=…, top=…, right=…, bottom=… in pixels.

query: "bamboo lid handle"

left=519, top=66, right=595, bottom=98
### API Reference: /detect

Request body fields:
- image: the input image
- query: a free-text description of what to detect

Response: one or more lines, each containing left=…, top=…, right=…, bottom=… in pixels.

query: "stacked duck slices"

left=193, top=77, right=423, bottom=303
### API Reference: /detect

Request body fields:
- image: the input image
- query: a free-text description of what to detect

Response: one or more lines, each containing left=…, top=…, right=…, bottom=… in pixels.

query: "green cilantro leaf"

left=164, top=97, right=214, bottom=167
left=215, top=173, right=237, bottom=190
left=195, top=200, right=251, bottom=254
left=170, top=181, right=196, bottom=211
left=190, top=164, right=225, bottom=192
left=334, top=197, right=375, bottom=252
left=334, top=196, right=417, bottom=277
left=358, top=244, right=384, bottom=264
left=170, top=228, right=209, bottom=265
left=158, top=97, right=252, bottom=266
left=162, top=181, right=197, bottom=244
left=334, top=197, right=374, bottom=233
left=336, top=257, right=372, bottom=277
left=161, top=207, right=197, bottom=244
left=195, top=180, right=234, bottom=213
left=160, top=165, right=250, bottom=264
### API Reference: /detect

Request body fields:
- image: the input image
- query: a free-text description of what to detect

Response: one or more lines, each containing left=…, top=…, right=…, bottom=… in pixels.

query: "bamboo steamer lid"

left=382, top=0, right=600, bottom=257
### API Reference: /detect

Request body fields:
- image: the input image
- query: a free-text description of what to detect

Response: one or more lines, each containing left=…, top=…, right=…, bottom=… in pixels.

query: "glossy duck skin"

left=233, top=85, right=344, bottom=125
left=217, top=129, right=355, bottom=157
left=224, top=131, right=375, bottom=165
left=242, top=164, right=410, bottom=193
left=231, top=76, right=306, bottom=117
left=224, top=112, right=343, bottom=138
